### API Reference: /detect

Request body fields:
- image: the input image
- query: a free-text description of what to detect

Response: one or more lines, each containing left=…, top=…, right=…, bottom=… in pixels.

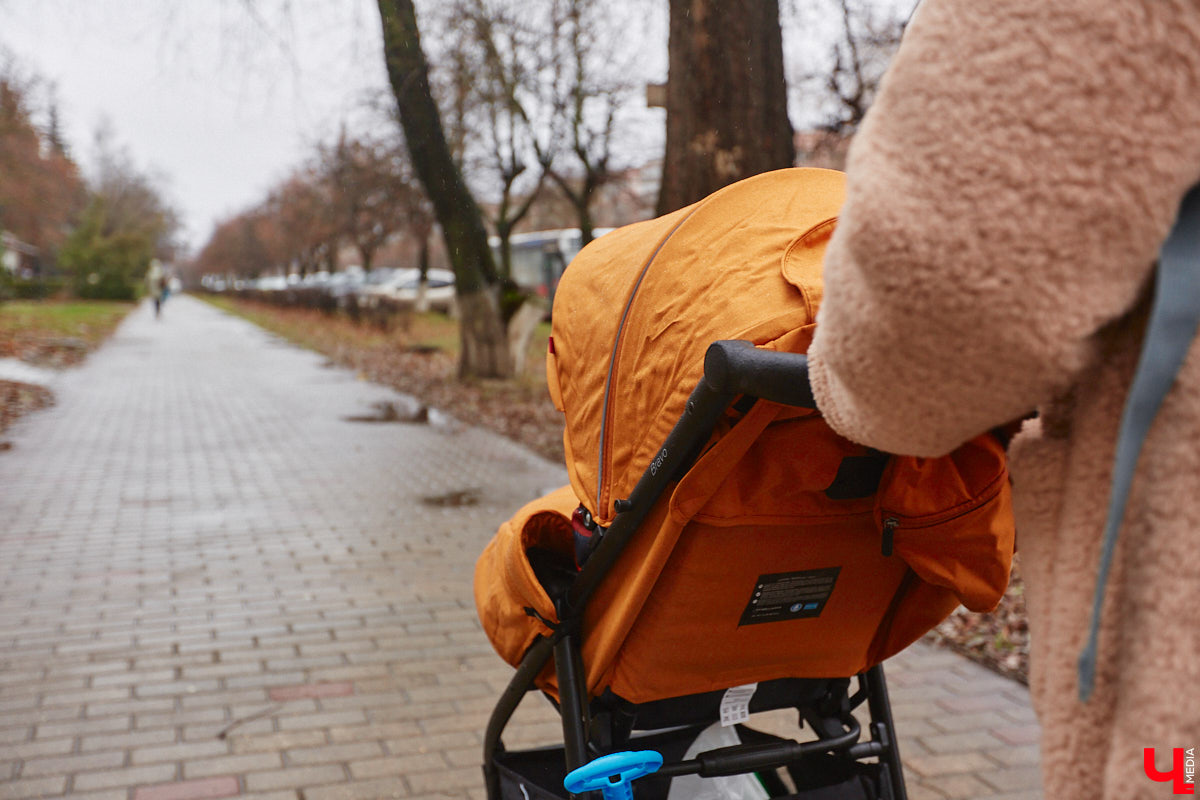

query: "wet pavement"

left=0, top=295, right=1042, bottom=800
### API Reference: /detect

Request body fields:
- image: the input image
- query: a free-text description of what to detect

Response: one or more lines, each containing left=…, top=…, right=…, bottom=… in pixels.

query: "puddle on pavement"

left=421, top=488, right=481, bottom=507
left=343, top=400, right=429, bottom=424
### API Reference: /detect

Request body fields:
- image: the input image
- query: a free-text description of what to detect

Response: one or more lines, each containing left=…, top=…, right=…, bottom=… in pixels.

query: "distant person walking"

left=146, top=259, right=167, bottom=319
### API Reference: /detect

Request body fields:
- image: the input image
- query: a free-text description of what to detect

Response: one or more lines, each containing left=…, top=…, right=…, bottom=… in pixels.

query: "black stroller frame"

left=483, top=341, right=909, bottom=800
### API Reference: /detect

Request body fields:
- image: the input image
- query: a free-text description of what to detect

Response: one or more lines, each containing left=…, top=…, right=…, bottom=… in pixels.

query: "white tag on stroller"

left=719, top=683, right=757, bottom=727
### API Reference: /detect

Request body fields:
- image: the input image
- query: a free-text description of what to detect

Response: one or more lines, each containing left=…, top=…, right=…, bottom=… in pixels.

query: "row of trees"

left=191, top=0, right=905, bottom=378
left=194, top=0, right=645, bottom=301
left=0, top=68, right=81, bottom=295
left=191, top=132, right=432, bottom=284
left=0, top=60, right=180, bottom=300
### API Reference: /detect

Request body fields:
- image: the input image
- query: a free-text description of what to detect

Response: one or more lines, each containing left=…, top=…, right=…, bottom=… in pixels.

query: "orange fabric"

left=473, top=484, right=578, bottom=696
left=548, top=168, right=847, bottom=526
left=476, top=168, right=1015, bottom=705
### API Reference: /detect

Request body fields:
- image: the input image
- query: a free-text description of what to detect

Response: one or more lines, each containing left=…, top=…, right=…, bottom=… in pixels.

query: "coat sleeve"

left=807, top=0, right=1200, bottom=457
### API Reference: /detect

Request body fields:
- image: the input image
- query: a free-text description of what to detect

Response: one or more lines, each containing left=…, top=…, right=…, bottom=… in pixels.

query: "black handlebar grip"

left=703, top=340, right=815, bottom=409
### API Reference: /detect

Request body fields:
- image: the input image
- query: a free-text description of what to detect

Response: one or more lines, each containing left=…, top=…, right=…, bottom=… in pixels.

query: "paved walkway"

left=0, top=296, right=1042, bottom=800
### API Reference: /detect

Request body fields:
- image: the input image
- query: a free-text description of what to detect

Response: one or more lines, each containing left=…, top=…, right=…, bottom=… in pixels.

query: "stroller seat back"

left=475, top=168, right=1015, bottom=706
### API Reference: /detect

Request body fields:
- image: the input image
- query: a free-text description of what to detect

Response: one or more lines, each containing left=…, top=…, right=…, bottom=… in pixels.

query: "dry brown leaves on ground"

left=331, top=340, right=566, bottom=464
left=0, top=334, right=89, bottom=368
left=0, top=380, right=54, bottom=436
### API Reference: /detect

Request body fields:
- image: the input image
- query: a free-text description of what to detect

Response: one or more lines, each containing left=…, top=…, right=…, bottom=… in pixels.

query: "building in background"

left=1, top=230, right=41, bottom=277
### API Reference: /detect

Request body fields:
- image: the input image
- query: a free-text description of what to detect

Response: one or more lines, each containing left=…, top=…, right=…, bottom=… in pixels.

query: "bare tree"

left=447, top=0, right=552, bottom=282
left=266, top=170, right=339, bottom=277
left=438, top=0, right=636, bottom=251
left=319, top=131, right=421, bottom=273
left=377, top=0, right=512, bottom=379
left=656, top=0, right=795, bottom=215
left=88, top=124, right=182, bottom=262
left=793, top=0, right=907, bottom=138
left=541, top=0, right=633, bottom=246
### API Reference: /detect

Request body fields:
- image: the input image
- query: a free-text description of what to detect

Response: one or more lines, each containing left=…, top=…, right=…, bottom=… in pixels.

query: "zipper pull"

left=881, top=517, right=899, bottom=557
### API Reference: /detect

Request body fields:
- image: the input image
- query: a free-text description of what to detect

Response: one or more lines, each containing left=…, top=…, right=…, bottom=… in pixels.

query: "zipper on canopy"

left=595, top=211, right=698, bottom=518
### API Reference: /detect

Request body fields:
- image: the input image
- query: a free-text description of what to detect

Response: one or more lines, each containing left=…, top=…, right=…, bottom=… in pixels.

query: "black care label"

left=738, top=567, right=840, bottom=626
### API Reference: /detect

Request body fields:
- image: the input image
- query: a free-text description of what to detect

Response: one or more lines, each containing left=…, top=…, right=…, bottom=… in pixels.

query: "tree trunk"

left=577, top=175, right=596, bottom=245
left=377, top=0, right=512, bottom=378
left=656, top=0, right=795, bottom=216
left=506, top=299, right=545, bottom=378
left=415, top=234, right=431, bottom=312
left=457, top=287, right=512, bottom=379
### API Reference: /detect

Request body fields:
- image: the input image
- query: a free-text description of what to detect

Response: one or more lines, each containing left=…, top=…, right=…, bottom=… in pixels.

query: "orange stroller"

left=476, top=169, right=1015, bottom=799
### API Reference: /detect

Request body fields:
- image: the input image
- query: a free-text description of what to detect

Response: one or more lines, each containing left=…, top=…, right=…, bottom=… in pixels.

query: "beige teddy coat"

left=806, top=1, right=1200, bottom=797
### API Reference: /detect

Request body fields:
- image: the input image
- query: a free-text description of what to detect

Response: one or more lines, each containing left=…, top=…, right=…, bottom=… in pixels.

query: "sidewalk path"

left=0, top=296, right=1042, bottom=800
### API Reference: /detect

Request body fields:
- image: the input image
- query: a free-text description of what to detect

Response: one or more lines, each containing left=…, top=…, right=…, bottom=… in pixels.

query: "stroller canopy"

left=549, top=168, right=846, bottom=525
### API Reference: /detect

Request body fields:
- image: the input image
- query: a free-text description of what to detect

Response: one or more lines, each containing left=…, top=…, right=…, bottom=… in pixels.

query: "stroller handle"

left=704, top=340, right=816, bottom=409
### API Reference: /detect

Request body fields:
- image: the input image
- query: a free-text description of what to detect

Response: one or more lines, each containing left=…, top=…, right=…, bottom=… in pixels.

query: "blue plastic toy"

left=563, top=750, right=664, bottom=799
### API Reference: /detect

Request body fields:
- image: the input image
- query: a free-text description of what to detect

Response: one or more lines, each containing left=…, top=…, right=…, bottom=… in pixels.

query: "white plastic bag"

left=666, top=723, right=771, bottom=800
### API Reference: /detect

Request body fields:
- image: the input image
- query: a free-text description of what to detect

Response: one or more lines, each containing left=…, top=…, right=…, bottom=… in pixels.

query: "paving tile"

left=301, top=778, right=410, bottom=800
left=978, top=765, right=1045, bottom=792
left=73, top=763, right=180, bottom=792
left=918, top=730, right=1007, bottom=755
left=406, top=766, right=483, bottom=793
left=18, top=750, right=127, bottom=778
left=183, top=753, right=284, bottom=780
left=285, top=742, right=383, bottom=766
left=243, top=765, right=345, bottom=792
left=0, top=727, right=33, bottom=746
left=133, top=776, right=240, bottom=800
left=988, top=744, right=1042, bottom=767
left=82, top=729, right=174, bottom=752
left=267, top=682, right=354, bottom=702
left=348, top=755, right=446, bottom=781
left=64, top=790, right=132, bottom=800
left=275, top=711, right=367, bottom=732
left=991, top=724, right=1043, bottom=746
left=5, top=737, right=76, bottom=760
left=905, top=751, right=997, bottom=778
left=228, top=731, right=328, bottom=754
left=0, top=775, right=68, bottom=799
left=131, top=739, right=231, bottom=765
left=35, top=715, right=131, bottom=740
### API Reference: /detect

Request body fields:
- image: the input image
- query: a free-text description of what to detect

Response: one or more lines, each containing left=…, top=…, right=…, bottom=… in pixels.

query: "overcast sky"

left=1, top=0, right=399, bottom=251
left=0, top=1, right=895, bottom=256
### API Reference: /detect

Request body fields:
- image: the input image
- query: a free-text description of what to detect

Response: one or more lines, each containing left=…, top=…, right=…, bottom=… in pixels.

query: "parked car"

left=301, top=271, right=331, bottom=288
left=255, top=275, right=288, bottom=291
left=326, top=270, right=365, bottom=298
left=367, top=268, right=456, bottom=312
